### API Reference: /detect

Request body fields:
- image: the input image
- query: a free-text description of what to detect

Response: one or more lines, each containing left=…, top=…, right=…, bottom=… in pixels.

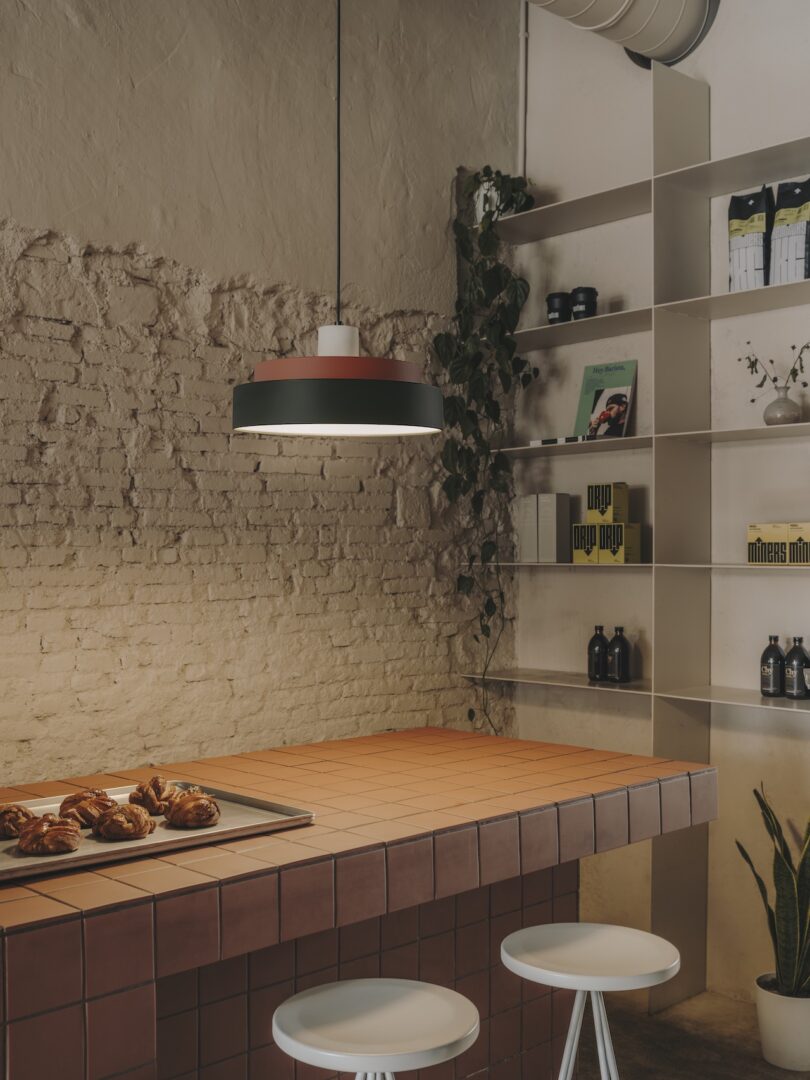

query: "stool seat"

left=501, top=922, right=680, bottom=992
left=272, top=977, right=480, bottom=1073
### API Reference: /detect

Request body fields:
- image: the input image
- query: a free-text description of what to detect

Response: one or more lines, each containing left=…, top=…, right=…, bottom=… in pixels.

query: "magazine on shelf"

left=573, top=360, right=637, bottom=439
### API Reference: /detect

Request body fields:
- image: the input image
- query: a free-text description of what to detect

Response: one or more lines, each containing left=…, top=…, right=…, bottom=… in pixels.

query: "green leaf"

left=478, top=227, right=499, bottom=258
left=471, top=490, right=485, bottom=517
left=441, top=439, right=460, bottom=473
left=484, top=597, right=497, bottom=618
left=481, top=540, right=497, bottom=564
left=457, top=574, right=475, bottom=596
left=737, top=840, right=779, bottom=975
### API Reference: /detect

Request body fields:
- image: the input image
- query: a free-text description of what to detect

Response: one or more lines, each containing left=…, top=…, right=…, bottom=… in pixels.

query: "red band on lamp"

left=253, top=355, right=424, bottom=383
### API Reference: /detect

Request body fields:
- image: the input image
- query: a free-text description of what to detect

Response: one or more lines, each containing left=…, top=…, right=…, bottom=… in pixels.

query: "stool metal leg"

left=591, top=991, right=611, bottom=1080
left=557, top=989, right=587, bottom=1080
left=595, top=991, right=620, bottom=1079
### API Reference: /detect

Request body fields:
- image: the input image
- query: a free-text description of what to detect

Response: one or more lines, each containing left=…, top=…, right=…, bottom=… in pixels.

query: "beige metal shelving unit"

left=469, top=62, right=810, bottom=1010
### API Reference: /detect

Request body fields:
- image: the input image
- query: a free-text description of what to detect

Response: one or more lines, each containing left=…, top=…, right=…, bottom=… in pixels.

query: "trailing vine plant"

left=432, top=166, right=537, bottom=733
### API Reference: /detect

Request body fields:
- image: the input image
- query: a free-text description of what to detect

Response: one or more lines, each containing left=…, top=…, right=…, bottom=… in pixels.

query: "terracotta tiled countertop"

left=0, top=728, right=717, bottom=1079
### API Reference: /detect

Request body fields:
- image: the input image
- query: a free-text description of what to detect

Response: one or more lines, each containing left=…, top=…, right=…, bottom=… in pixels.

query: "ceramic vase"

left=763, top=385, right=802, bottom=426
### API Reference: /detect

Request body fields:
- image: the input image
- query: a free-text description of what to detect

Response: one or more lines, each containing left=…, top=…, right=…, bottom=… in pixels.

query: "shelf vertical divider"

left=649, top=62, right=712, bottom=1012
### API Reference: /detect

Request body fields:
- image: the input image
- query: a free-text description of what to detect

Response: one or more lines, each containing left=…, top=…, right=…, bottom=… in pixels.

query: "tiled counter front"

left=0, top=728, right=718, bottom=1079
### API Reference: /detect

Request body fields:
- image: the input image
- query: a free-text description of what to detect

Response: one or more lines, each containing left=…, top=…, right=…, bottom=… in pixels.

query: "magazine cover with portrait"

left=573, top=360, right=637, bottom=439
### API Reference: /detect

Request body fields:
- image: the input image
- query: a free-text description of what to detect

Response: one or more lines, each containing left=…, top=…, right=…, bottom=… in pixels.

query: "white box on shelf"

left=515, top=495, right=539, bottom=562
left=538, top=494, right=571, bottom=563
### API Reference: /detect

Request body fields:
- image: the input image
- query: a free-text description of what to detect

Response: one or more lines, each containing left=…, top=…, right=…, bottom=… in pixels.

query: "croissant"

left=129, top=775, right=181, bottom=816
left=0, top=803, right=37, bottom=838
left=165, top=790, right=220, bottom=829
left=17, top=814, right=82, bottom=855
left=60, top=792, right=117, bottom=828
left=93, top=803, right=156, bottom=841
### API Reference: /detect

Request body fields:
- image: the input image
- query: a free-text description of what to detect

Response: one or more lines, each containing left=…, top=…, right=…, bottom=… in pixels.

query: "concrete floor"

left=577, top=991, right=810, bottom=1079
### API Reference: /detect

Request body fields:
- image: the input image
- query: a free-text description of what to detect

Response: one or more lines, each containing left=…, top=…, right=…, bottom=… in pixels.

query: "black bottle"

left=607, top=626, right=631, bottom=684
left=784, top=637, right=810, bottom=699
left=760, top=636, right=785, bottom=697
left=588, top=625, right=609, bottom=682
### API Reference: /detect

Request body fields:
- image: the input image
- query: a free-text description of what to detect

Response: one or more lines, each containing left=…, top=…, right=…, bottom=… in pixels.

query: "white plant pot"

left=756, top=974, right=810, bottom=1071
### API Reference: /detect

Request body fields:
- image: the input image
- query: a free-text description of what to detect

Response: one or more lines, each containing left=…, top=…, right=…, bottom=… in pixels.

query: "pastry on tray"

left=0, top=803, right=37, bottom=838
left=165, top=790, right=220, bottom=829
left=17, top=814, right=82, bottom=855
left=60, top=790, right=118, bottom=828
left=129, top=775, right=182, bottom=816
left=92, top=803, right=156, bottom=841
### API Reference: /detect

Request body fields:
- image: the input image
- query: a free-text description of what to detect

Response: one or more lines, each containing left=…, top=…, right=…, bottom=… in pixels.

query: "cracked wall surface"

left=0, top=222, right=513, bottom=783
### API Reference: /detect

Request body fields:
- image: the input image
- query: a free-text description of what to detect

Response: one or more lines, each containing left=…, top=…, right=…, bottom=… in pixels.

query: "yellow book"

left=572, top=523, right=598, bottom=564
left=747, top=523, right=788, bottom=565
left=788, top=523, right=810, bottom=565
left=598, top=523, right=641, bottom=564
left=586, top=482, right=629, bottom=524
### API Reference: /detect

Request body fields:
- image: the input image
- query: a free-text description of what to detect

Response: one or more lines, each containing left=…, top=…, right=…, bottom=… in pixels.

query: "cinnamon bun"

left=164, top=790, right=220, bottom=829
left=0, top=803, right=37, bottom=839
left=92, top=803, right=157, bottom=841
left=17, top=814, right=82, bottom=855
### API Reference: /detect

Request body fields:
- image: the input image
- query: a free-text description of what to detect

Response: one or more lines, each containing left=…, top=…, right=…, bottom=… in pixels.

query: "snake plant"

left=736, top=786, right=810, bottom=996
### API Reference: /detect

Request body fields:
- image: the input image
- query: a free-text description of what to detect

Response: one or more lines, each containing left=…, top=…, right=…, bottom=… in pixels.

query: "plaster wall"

left=0, top=0, right=517, bottom=314
left=518, top=0, right=810, bottom=1002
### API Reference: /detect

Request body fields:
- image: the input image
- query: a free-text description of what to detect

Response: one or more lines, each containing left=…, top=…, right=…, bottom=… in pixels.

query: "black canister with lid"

left=570, top=286, right=598, bottom=320
left=546, top=292, right=571, bottom=324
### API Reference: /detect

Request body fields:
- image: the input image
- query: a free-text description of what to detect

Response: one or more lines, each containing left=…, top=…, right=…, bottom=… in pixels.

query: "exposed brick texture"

left=0, top=222, right=513, bottom=781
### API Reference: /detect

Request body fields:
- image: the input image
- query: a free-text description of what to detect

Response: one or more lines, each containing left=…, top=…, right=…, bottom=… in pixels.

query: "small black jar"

left=546, top=292, right=571, bottom=324
left=570, top=286, right=598, bottom=320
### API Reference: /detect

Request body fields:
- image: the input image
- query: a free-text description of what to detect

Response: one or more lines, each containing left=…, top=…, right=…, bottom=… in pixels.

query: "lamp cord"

left=335, top=0, right=342, bottom=326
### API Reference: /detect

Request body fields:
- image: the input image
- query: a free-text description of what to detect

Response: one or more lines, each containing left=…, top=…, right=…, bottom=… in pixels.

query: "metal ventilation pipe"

left=532, top=0, right=719, bottom=66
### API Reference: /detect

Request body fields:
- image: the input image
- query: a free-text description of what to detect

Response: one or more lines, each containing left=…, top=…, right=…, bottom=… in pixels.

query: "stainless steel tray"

left=0, top=782, right=314, bottom=882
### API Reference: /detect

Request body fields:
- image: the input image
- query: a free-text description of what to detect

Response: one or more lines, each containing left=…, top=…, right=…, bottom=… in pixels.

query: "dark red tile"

left=491, top=876, right=522, bottom=916
left=85, top=900, right=154, bottom=998
left=491, top=1056, right=522, bottom=1080
left=479, top=816, right=520, bottom=886
left=340, top=916, right=380, bottom=960
left=199, top=956, right=247, bottom=1004
left=434, top=826, right=479, bottom=898
left=249, top=941, right=295, bottom=990
left=121, top=1065, right=158, bottom=1080
left=87, top=983, right=156, bottom=1080
left=296, top=928, right=338, bottom=975
left=553, top=891, right=578, bottom=923
left=454, top=1015, right=488, bottom=1078
left=690, top=769, right=718, bottom=825
left=490, top=910, right=522, bottom=968
left=523, top=868, right=553, bottom=907
left=628, top=781, right=661, bottom=842
left=455, top=969, right=489, bottom=1019
left=221, top=872, right=279, bottom=959
left=557, top=798, right=594, bottom=862
left=456, top=920, right=489, bottom=978
left=552, top=861, right=578, bottom=897
left=156, top=886, right=220, bottom=977
left=280, top=859, right=334, bottom=941
left=380, top=941, right=419, bottom=979
left=660, top=776, right=691, bottom=833
left=8, top=1003, right=84, bottom=1080
left=456, top=886, right=489, bottom=927
left=249, top=978, right=294, bottom=1049
left=419, top=930, right=455, bottom=987
left=200, top=994, right=248, bottom=1066
left=522, top=993, right=552, bottom=1050
left=551, top=987, right=575, bottom=1035
left=249, top=1043, right=294, bottom=1079
left=490, top=962, right=522, bottom=1015
left=157, top=1008, right=198, bottom=1079
left=296, top=965, right=337, bottom=992
left=594, top=790, right=629, bottom=852
left=490, top=1005, right=521, bottom=1062
left=523, top=1038, right=553, bottom=1080
left=200, top=1055, right=248, bottom=1079
left=335, top=848, right=386, bottom=926
left=340, top=953, right=380, bottom=980
left=386, top=837, right=434, bottom=911
left=419, top=897, right=455, bottom=938
left=380, top=908, right=418, bottom=951
left=519, top=807, right=558, bottom=873
left=6, top=916, right=82, bottom=1019
left=157, top=969, right=198, bottom=1018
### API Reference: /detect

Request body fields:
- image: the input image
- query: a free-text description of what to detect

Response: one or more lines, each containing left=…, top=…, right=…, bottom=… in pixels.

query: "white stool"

left=272, top=977, right=480, bottom=1079
left=501, top=922, right=680, bottom=1080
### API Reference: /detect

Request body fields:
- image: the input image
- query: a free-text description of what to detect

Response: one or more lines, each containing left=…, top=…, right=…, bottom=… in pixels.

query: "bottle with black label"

left=607, top=626, right=631, bottom=684
left=784, top=637, right=810, bottom=699
left=587, top=625, right=609, bottom=682
left=760, top=636, right=785, bottom=697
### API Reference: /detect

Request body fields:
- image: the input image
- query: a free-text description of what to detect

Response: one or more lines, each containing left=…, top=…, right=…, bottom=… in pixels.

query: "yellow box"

left=747, top=523, right=788, bottom=565
left=572, top=523, right=598, bottom=564
left=788, top=523, right=810, bottom=565
left=598, top=523, right=641, bottom=564
left=586, top=482, right=629, bottom=524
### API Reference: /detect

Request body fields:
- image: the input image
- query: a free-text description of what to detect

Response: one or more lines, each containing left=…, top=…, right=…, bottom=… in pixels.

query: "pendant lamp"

left=232, top=0, right=443, bottom=438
